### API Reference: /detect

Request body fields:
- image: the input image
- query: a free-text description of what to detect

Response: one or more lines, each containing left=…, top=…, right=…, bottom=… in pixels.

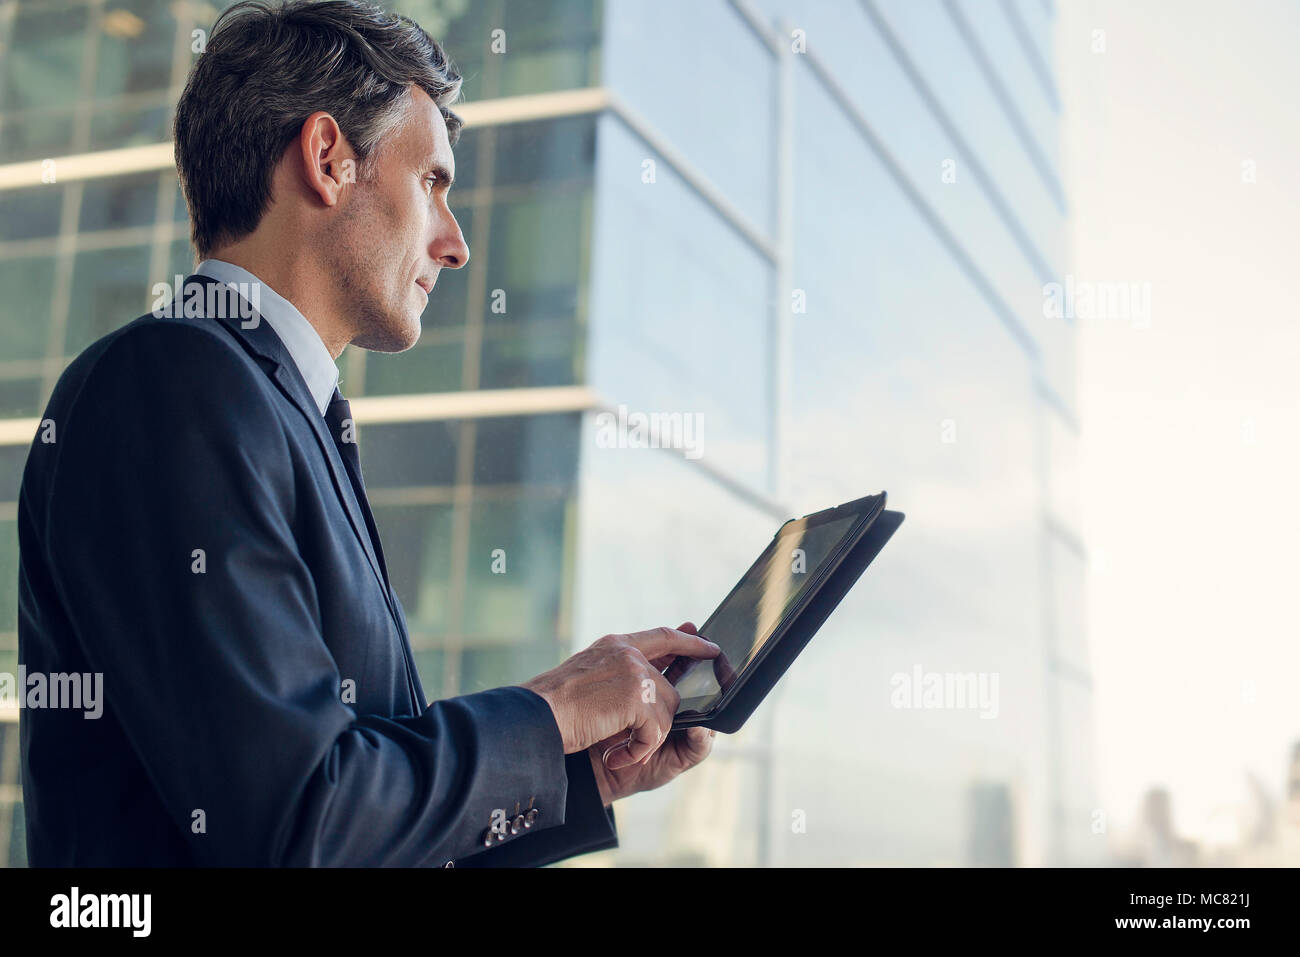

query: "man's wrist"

left=518, top=680, right=570, bottom=752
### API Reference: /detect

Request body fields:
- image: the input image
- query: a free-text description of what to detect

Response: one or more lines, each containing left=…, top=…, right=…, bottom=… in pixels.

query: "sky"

left=1059, top=0, right=1300, bottom=847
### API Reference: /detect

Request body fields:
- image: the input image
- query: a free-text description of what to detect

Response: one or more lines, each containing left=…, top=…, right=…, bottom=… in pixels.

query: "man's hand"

left=585, top=622, right=719, bottom=804
left=520, top=623, right=721, bottom=803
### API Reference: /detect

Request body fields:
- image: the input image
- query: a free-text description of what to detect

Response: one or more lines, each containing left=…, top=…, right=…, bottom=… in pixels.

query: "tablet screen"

left=671, top=512, right=863, bottom=711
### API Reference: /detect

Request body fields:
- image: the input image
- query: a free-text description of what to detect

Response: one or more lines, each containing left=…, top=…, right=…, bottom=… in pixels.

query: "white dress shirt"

left=194, top=258, right=340, bottom=416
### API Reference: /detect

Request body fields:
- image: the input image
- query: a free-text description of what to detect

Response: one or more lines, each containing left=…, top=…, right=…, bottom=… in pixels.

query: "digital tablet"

left=669, top=492, right=904, bottom=733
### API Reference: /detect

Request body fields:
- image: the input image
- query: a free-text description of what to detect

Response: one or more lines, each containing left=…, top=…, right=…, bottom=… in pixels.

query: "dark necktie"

left=325, top=386, right=390, bottom=586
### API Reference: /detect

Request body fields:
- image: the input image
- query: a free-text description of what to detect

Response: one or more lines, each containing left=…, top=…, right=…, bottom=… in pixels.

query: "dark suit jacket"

left=16, top=274, right=617, bottom=866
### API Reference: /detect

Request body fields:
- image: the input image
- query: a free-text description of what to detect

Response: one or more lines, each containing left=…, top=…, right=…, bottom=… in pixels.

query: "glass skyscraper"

left=0, top=0, right=1092, bottom=867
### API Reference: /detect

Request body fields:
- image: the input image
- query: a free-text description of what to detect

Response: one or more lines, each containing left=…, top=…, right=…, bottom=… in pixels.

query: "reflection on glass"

left=673, top=515, right=859, bottom=704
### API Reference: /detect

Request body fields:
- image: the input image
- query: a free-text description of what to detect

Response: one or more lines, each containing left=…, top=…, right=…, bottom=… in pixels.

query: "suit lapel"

left=178, top=275, right=401, bottom=629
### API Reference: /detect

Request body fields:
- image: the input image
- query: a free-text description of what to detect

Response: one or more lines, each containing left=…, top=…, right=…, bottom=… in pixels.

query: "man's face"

left=328, top=86, right=468, bottom=352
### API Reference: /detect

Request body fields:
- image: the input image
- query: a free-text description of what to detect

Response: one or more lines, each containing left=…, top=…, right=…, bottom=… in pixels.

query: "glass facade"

left=0, top=0, right=1090, bottom=868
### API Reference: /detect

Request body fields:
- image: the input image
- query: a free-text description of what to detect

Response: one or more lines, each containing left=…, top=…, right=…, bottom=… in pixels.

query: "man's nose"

left=432, top=213, right=469, bottom=269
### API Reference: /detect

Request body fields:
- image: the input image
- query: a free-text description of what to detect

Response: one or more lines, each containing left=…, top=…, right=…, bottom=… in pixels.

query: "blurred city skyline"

left=1064, top=0, right=1300, bottom=855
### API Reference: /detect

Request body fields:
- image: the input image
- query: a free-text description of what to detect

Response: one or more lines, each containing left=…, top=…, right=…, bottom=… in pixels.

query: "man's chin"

left=351, top=316, right=421, bottom=353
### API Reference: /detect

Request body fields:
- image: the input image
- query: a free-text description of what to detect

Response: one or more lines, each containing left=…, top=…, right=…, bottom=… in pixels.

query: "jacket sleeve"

left=454, top=751, right=619, bottom=867
left=38, top=321, right=615, bottom=866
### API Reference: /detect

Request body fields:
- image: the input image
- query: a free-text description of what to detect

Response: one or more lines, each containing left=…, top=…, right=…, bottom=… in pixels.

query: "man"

left=17, top=0, right=720, bottom=867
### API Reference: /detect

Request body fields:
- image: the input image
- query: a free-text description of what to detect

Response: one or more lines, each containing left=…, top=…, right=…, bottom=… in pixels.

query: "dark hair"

left=174, top=0, right=463, bottom=259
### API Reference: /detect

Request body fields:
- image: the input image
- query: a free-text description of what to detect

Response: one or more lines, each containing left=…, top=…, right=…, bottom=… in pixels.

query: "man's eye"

left=424, top=176, right=437, bottom=194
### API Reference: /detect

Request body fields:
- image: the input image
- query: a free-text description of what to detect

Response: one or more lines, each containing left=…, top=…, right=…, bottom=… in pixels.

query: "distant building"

left=1133, top=788, right=1197, bottom=868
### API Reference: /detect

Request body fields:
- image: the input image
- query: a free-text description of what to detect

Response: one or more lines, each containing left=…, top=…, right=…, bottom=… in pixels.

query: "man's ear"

left=298, top=111, right=357, bottom=207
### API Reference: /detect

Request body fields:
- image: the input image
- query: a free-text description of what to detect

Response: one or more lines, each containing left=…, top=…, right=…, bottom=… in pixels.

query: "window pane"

left=0, top=517, right=17, bottom=632
left=492, top=115, right=596, bottom=189
left=6, top=789, right=26, bottom=868
left=472, top=413, right=580, bottom=486
left=0, top=184, right=64, bottom=241
left=495, top=0, right=602, bottom=98
left=462, top=492, right=569, bottom=645
left=0, top=447, right=26, bottom=503
left=478, top=318, right=581, bottom=390
left=88, top=101, right=170, bottom=152
left=173, top=178, right=191, bottom=223
left=363, top=335, right=464, bottom=396
left=0, top=3, right=89, bottom=113
left=410, top=647, right=445, bottom=698
left=422, top=261, right=470, bottom=330
left=459, top=642, right=558, bottom=693
left=486, top=189, right=589, bottom=324
left=374, top=503, right=454, bottom=640
left=168, top=237, right=195, bottom=279
left=79, top=171, right=160, bottom=232
left=0, top=254, right=56, bottom=361
left=396, top=0, right=601, bottom=102
left=65, top=245, right=152, bottom=355
left=358, top=419, right=460, bottom=488
left=0, top=112, right=76, bottom=163
left=0, top=379, right=43, bottom=418
left=446, top=126, right=480, bottom=193
left=94, top=0, right=178, bottom=97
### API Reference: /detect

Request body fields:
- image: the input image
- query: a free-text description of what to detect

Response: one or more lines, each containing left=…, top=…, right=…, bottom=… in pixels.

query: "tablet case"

left=674, top=508, right=905, bottom=734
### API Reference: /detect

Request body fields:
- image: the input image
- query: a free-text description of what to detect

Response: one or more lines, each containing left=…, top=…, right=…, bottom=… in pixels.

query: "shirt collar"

left=194, top=258, right=341, bottom=416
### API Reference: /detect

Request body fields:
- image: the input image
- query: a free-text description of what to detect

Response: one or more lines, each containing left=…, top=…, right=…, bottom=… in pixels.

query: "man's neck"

left=204, top=243, right=350, bottom=359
